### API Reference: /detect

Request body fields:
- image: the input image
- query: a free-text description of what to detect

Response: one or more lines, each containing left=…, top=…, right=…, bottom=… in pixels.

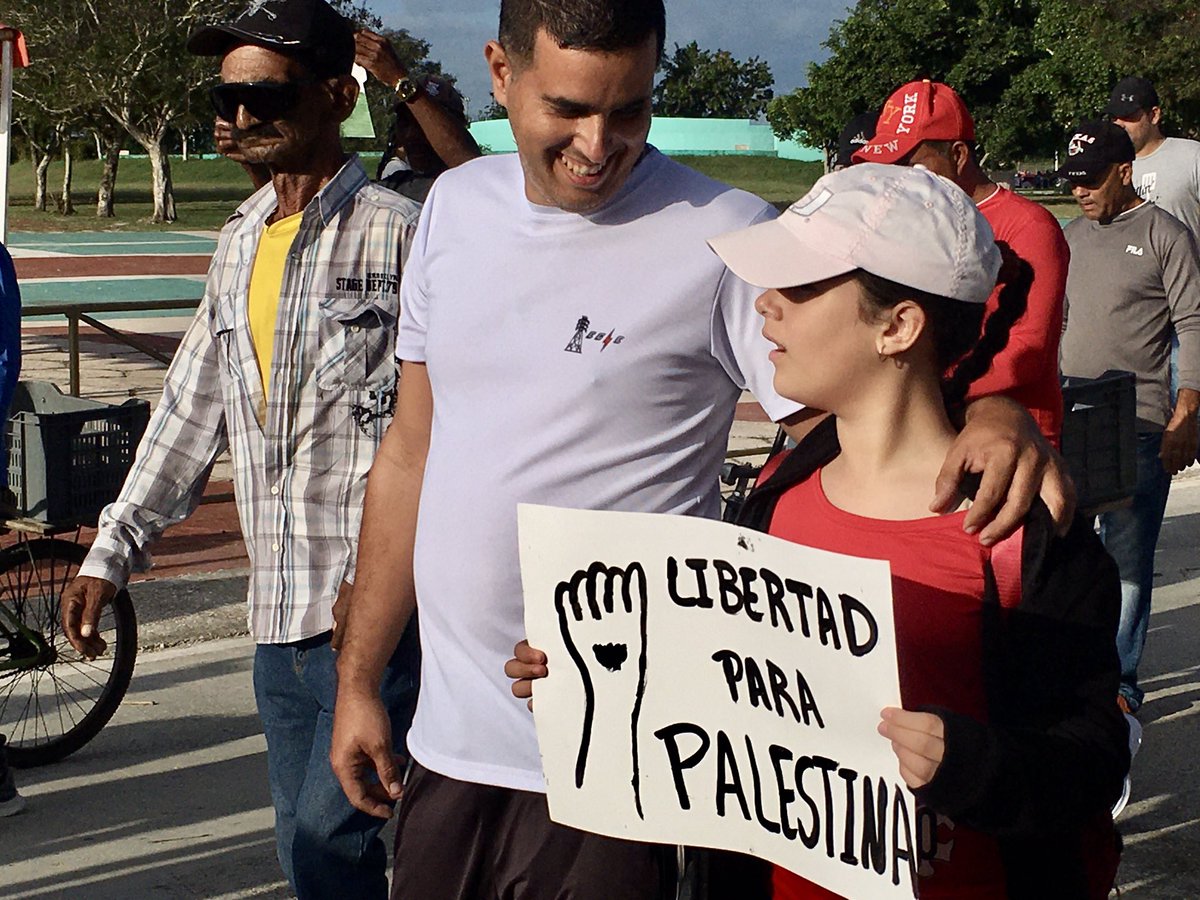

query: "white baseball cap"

left=708, top=163, right=1001, bottom=304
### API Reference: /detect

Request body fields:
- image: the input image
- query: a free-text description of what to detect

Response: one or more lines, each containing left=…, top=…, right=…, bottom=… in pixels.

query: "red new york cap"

left=852, top=80, right=975, bottom=165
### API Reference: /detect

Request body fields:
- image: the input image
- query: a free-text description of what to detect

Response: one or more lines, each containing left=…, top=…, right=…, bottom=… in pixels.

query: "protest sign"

left=519, top=504, right=917, bottom=899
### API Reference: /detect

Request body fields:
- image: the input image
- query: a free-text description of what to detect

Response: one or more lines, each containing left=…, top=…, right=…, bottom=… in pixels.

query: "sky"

left=370, top=0, right=855, bottom=117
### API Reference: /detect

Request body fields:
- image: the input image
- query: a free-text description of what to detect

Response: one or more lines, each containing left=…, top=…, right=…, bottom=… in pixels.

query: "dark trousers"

left=1097, top=431, right=1172, bottom=710
left=390, top=763, right=675, bottom=900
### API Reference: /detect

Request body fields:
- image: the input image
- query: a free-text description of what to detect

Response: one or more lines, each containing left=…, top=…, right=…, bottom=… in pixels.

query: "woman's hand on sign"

left=504, top=640, right=548, bottom=711
left=878, top=707, right=945, bottom=789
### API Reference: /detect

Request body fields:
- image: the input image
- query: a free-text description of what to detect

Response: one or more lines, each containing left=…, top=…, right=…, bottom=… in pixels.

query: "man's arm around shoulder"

left=332, top=360, right=432, bottom=818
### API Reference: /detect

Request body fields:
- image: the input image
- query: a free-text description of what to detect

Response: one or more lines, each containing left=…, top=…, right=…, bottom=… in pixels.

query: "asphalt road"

left=3, top=481, right=1200, bottom=898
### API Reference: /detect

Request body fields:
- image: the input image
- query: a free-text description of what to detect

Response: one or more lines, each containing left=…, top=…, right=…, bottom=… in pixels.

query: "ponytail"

left=941, top=249, right=1032, bottom=418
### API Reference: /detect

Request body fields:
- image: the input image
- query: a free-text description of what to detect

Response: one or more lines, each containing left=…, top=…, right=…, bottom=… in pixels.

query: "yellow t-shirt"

left=247, top=212, right=303, bottom=396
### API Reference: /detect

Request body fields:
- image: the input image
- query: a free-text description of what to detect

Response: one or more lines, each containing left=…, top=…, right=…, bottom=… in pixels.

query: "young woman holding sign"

left=707, top=164, right=1127, bottom=899
left=508, top=164, right=1127, bottom=898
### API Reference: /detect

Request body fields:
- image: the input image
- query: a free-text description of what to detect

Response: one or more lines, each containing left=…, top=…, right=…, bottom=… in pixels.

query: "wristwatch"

left=393, top=75, right=421, bottom=104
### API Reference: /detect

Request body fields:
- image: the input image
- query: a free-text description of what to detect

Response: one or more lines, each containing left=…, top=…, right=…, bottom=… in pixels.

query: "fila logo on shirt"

left=1125, top=244, right=1145, bottom=257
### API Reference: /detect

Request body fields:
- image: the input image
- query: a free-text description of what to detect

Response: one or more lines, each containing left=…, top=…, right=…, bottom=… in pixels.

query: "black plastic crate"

left=6, top=382, right=151, bottom=526
left=1060, top=370, right=1137, bottom=513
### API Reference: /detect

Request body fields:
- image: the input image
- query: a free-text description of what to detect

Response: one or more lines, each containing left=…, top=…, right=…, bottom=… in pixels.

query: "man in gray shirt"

left=1058, top=119, right=1200, bottom=714
left=1108, top=76, right=1200, bottom=240
left=1108, top=76, right=1200, bottom=415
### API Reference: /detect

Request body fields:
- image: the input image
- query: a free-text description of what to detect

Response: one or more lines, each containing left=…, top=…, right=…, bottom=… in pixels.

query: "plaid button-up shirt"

left=80, top=156, right=421, bottom=643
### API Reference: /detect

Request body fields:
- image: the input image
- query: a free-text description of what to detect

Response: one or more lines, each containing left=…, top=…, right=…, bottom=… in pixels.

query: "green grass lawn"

left=673, top=156, right=824, bottom=207
left=5, top=155, right=266, bottom=232
left=4, top=152, right=1072, bottom=232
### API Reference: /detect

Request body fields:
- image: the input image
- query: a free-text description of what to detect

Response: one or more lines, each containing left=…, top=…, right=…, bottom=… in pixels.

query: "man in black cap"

left=832, top=110, right=877, bottom=171
left=61, top=1, right=423, bottom=896
left=216, top=27, right=482, bottom=201
left=1057, top=119, right=1200, bottom=719
left=1107, top=76, right=1200, bottom=242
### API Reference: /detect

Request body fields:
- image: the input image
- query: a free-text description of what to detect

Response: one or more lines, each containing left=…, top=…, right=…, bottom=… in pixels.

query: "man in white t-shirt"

left=329, top=1, right=1070, bottom=896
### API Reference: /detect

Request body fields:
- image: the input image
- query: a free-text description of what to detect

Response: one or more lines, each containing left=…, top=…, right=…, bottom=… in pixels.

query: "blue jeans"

left=1098, top=433, right=1171, bottom=711
left=253, top=619, right=419, bottom=899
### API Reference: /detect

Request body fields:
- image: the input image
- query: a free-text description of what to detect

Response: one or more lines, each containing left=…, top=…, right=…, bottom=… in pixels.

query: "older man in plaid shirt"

left=60, top=1, right=421, bottom=897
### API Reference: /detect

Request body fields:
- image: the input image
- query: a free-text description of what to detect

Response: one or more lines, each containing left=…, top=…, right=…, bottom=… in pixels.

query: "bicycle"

left=0, top=380, right=148, bottom=767
left=0, top=522, right=138, bottom=767
left=720, top=427, right=791, bottom=523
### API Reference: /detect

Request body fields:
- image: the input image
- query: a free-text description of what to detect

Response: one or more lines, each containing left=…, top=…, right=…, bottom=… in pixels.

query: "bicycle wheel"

left=0, top=538, right=137, bottom=767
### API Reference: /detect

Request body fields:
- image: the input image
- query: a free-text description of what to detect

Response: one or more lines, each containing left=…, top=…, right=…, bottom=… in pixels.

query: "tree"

left=768, top=0, right=1052, bottom=163
left=83, top=0, right=241, bottom=222
left=769, top=0, right=1200, bottom=166
left=477, top=98, right=508, bottom=121
left=1085, top=0, right=1200, bottom=135
left=92, top=117, right=126, bottom=218
left=9, top=0, right=92, bottom=213
left=11, top=0, right=239, bottom=223
left=653, top=41, right=774, bottom=119
left=12, top=112, right=57, bottom=211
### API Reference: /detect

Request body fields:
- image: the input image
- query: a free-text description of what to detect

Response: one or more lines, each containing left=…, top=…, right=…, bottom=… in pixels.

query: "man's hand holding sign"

left=517, top=504, right=921, bottom=899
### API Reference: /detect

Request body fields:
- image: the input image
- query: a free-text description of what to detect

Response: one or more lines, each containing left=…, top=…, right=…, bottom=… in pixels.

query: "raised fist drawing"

left=555, top=560, right=649, bottom=819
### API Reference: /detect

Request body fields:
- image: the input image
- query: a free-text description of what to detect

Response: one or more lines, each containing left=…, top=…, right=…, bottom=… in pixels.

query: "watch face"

left=395, top=77, right=419, bottom=102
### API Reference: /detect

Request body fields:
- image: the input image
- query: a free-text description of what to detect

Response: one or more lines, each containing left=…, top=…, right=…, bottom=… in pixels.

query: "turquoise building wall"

left=469, top=117, right=822, bottom=162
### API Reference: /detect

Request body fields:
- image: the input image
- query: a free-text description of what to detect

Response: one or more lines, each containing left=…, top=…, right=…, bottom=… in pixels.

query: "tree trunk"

left=96, top=131, right=122, bottom=218
left=60, top=143, right=75, bottom=216
left=105, top=103, right=178, bottom=223
left=32, top=152, right=51, bottom=211
left=145, top=140, right=177, bottom=223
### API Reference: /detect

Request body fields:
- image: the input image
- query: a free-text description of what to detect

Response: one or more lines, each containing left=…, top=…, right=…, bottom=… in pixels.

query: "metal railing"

left=23, top=297, right=202, bottom=396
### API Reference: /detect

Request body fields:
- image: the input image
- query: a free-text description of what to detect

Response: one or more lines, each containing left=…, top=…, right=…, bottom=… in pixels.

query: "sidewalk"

left=0, top=638, right=289, bottom=899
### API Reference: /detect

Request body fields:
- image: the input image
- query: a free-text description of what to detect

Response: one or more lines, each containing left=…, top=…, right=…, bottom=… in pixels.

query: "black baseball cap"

left=187, top=0, right=355, bottom=78
left=834, top=111, right=878, bottom=169
left=1055, top=119, right=1135, bottom=182
left=1105, top=76, right=1160, bottom=118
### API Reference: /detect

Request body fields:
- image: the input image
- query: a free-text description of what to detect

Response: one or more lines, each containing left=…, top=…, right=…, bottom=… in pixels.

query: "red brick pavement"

left=14, top=255, right=211, bottom=280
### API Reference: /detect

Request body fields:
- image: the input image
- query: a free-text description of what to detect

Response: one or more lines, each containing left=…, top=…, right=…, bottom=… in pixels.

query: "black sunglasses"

left=209, top=78, right=315, bottom=123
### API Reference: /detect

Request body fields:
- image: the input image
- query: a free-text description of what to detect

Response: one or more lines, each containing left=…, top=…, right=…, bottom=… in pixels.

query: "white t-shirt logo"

left=1137, top=171, right=1157, bottom=200
left=564, top=314, right=625, bottom=353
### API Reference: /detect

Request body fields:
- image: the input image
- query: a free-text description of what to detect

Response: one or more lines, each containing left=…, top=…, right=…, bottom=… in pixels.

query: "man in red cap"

left=854, top=80, right=1070, bottom=445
